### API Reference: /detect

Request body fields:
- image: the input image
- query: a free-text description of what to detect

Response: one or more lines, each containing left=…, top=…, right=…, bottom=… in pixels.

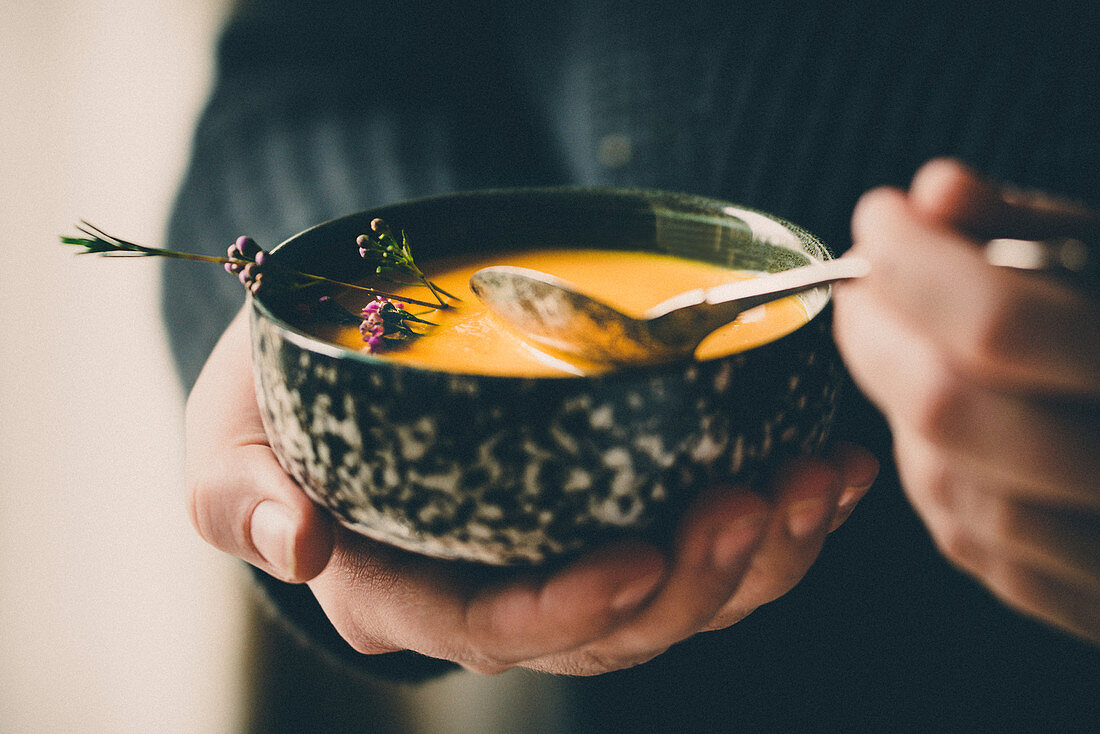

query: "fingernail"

left=251, top=500, right=294, bottom=577
left=610, top=558, right=664, bottom=613
left=712, top=512, right=769, bottom=572
left=828, top=495, right=861, bottom=533
left=786, top=497, right=831, bottom=539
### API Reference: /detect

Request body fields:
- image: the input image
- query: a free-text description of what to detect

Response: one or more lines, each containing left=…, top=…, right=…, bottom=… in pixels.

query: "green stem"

left=62, top=228, right=451, bottom=310
left=421, top=275, right=461, bottom=304
left=287, top=270, right=445, bottom=309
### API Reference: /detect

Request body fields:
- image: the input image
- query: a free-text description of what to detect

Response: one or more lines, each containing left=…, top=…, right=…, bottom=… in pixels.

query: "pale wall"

left=0, top=2, right=246, bottom=732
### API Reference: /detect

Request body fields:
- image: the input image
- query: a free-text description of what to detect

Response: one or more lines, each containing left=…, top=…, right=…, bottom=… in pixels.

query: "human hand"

left=186, top=306, right=877, bottom=675
left=833, top=158, right=1100, bottom=644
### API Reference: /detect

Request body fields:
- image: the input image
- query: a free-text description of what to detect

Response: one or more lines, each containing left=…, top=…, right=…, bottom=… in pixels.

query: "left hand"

left=833, top=158, right=1100, bottom=645
left=186, top=308, right=879, bottom=677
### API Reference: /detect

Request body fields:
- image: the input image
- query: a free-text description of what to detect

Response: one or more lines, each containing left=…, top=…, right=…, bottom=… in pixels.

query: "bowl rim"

left=250, top=185, right=835, bottom=382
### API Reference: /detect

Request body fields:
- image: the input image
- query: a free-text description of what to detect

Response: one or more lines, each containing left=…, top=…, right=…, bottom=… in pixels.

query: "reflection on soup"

left=304, top=249, right=812, bottom=377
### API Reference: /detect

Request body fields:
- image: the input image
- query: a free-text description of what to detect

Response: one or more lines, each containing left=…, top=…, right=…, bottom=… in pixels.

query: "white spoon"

left=469, top=256, right=870, bottom=364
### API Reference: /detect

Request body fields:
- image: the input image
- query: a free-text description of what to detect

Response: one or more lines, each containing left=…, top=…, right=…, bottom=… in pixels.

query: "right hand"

left=186, top=306, right=876, bottom=675
left=833, top=159, right=1100, bottom=644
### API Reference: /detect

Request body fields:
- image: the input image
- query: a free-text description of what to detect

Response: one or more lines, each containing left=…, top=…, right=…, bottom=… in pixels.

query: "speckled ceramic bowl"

left=250, top=188, right=842, bottom=565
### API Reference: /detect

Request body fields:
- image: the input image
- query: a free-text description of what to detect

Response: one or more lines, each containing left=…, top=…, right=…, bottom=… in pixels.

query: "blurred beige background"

left=0, top=2, right=569, bottom=732
left=0, top=1, right=245, bottom=731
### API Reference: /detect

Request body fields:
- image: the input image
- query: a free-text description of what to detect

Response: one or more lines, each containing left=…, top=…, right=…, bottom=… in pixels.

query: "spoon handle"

left=647, top=256, right=870, bottom=319
left=702, top=255, right=870, bottom=311
left=644, top=256, right=870, bottom=348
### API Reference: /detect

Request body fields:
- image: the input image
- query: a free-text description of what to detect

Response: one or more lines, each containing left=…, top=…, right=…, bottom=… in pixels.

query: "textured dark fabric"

left=163, top=0, right=1100, bottom=729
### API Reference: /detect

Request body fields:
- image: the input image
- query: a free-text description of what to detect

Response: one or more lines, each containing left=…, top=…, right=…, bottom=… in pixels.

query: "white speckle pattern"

left=562, top=468, right=593, bottom=492
left=690, top=426, right=727, bottom=463
left=730, top=434, right=745, bottom=474
left=394, top=417, right=435, bottom=461
left=589, top=404, right=614, bottom=429
left=713, top=361, right=733, bottom=393
left=633, top=434, right=676, bottom=468
left=550, top=424, right=580, bottom=455
left=251, top=303, right=841, bottom=565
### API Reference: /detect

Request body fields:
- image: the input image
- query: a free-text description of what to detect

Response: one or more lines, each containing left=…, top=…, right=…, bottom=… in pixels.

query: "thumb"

left=187, top=443, right=335, bottom=583
left=185, top=307, right=334, bottom=582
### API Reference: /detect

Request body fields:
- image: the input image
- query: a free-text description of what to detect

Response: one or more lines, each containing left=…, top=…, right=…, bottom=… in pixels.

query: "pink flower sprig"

left=62, top=221, right=450, bottom=355
left=61, top=222, right=443, bottom=308
left=359, top=296, right=436, bottom=354
left=223, top=236, right=268, bottom=294
left=356, top=218, right=460, bottom=307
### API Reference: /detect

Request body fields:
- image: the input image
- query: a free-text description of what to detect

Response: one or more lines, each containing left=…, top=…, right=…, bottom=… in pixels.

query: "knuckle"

left=341, top=628, right=384, bottom=655
left=338, top=624, right=398, bottom=656
left=962, top=289, right=1024, bottom=373
left=319, top=595, right=405, bottom=657
left=460, top=660, right=513, bottom=676
left=703, top=604, right=757, bottom=632
left=576, top=648, right=622, bottom=675
left=931, top=520, right=982, bottom=571
left=457, top=619, right=512, bottom=671
left=185, top=472, right=226, bottom=550
left=461, top=644, right=516, bottom=675
left=742, top=551, right=810, bottom=603
left=575, top=645, right=664, bottom=675
left=894, top=437, right=955, bottom=512
left=985, top=562, right=1049, bottom=617
left=912, top=369, right=969, bottom=448
left=617, top=622, right=684, bottom=657
left=987, top=497, right=1026, bottom=544
left=184, top=477, right=203, bottom=536
left=916, top=458, right=957, bottom=512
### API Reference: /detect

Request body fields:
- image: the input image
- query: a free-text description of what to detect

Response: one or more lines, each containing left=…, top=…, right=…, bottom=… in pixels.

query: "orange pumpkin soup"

left=306, top=249, right=812, bottom=377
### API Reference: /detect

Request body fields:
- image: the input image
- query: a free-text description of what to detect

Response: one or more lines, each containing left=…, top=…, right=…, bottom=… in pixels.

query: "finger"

left=908, top=157, right=1100, bottom=241
left=460, top=539, right=667, bottom=671
left=848, top=187, right=1100, bottom=395
left=309, top=530, right=459, bottom=658
left=186, top=307, right=334, bottom=582
left=931, top=516, right=1100, bottom=646
left=560, top=486, right=771, bottom=672
left=705, top=455, right=843, bottom=630
left=983, top=565, right=1100, bottom=647
left=834, top=285, right=1100, bottom=508
left=893, top=432, right=1100, bottom=588
left=898, top=441, right=1100, bottom=646
left=896, top=447, right=1100, bottom=646
left=825, top=441, right=879, bottom=533
left=311, top=529, right=667, bottom=673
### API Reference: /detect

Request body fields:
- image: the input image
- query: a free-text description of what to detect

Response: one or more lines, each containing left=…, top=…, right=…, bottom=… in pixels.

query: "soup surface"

left=305, top=249, right=812, bottom=377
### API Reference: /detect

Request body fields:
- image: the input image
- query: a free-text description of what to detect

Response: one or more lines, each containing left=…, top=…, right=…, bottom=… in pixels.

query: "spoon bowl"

left=469, top=256, right=870, bottom=363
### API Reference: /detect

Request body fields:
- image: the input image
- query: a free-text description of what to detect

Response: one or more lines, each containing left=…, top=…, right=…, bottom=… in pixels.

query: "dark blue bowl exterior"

left=251, top=188, right=842, bottom=564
